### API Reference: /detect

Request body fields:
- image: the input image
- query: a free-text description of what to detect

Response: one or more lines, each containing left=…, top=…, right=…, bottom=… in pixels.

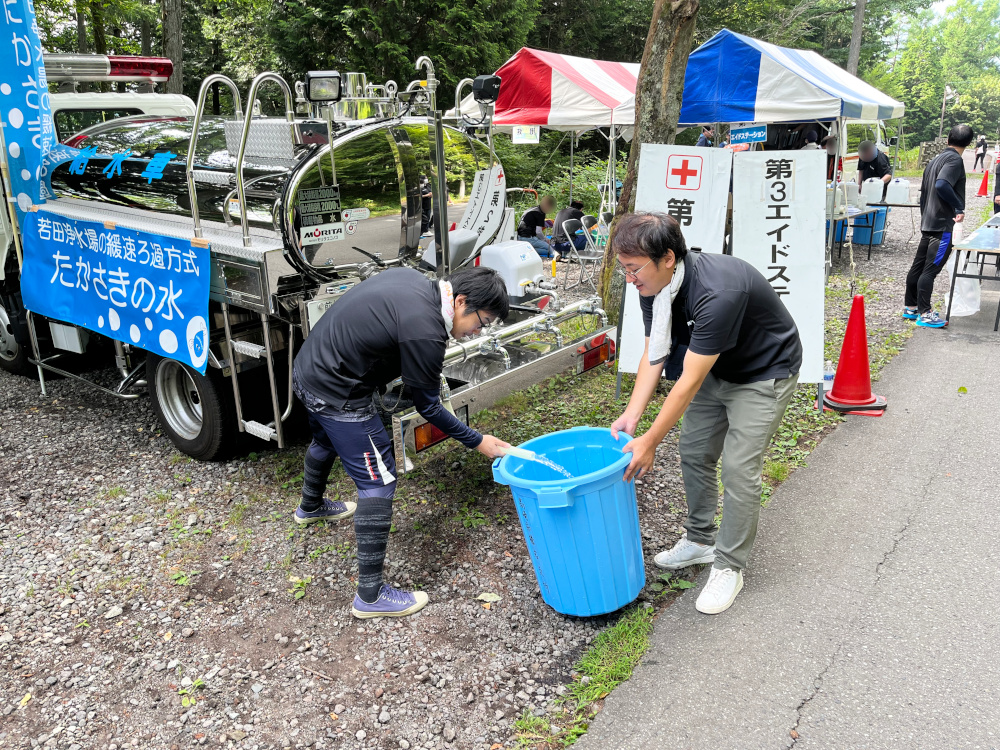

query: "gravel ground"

left=2, top=171, right=986, bottom=750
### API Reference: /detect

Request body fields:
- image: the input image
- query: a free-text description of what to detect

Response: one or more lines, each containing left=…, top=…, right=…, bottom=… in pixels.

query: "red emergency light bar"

left=44, top=54, right=173, bottom=84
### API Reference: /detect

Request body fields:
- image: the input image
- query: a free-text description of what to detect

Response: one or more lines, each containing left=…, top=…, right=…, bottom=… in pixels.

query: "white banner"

left=731, top=150, right=825, bottom=383
left=619, top=145, right=734, bottom=373
left=634, top=144, right=732, bottom=253
left=458, top=165, right=506, bottom=251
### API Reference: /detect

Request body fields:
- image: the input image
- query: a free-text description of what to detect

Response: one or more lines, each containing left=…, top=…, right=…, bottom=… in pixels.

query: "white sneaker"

left=695, top=567, right=744, bottom=614
left=653, top=535, right=716, bottom=570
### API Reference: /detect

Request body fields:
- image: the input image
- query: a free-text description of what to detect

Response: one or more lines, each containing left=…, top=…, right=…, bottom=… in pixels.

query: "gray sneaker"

left=351, top=585, right=429, bottom=619
left=294, top=498, right=357, bottom=525
left=654, top=534, right=716, bottom=570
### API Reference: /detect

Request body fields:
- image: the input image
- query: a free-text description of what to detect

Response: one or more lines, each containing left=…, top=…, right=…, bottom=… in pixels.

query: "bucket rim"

left=495, top=426, right=632, bottom=489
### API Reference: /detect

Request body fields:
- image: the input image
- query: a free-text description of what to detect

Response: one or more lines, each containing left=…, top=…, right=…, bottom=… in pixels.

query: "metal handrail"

left=235, top=72, right=296, bottom=247
left=186, top=74, right=243, bottom=239
left=454, top=77, right=473, bottom=117
left=415, top=56, right=437, bottom=111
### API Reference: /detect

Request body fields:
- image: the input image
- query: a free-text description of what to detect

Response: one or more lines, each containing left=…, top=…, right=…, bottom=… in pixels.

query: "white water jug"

left=860, top=177, right=884, bottom=205
left=884, top=177, right=910, bottom=204
left=839, top=180, right=860, bottom=208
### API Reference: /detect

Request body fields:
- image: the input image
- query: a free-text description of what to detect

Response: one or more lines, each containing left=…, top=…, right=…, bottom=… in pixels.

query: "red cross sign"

left=666, top=155, right=703, bottom=190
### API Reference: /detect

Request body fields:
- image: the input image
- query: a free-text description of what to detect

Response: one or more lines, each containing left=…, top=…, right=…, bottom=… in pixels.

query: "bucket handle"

left=536, top=486, right=574, bottom=509
left=492, top=457, right=507, bottom=486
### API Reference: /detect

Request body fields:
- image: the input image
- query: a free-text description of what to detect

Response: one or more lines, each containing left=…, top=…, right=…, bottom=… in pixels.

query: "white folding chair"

left=561, top=218, right=603, bottom=291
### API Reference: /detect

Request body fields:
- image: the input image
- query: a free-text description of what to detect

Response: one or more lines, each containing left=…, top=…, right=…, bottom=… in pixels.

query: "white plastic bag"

left=944, top=222, right=981, bottom=317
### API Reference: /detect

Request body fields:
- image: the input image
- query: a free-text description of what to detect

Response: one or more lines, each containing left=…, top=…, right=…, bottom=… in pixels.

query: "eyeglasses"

left=475, top=310, right=495, bottom=330
left=617, top=258, right=653, bottom=281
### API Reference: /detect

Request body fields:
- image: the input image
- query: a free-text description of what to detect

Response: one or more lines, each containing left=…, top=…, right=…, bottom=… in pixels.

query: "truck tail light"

left=413, top=405, right=470, bottom=452
left=577, top=333, right=614, bottom=374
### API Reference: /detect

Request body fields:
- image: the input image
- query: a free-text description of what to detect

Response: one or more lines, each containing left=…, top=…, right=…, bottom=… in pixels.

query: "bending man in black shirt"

left=904, top=124, right=973, bottom=328
left=610, top=213, right=801, bottom=615
left=292, top=267, right=511, bottom=618
left=856, top=140, right=891, bottom=198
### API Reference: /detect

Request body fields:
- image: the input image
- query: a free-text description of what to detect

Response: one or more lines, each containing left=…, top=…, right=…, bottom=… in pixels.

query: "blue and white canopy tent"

left=678, top=29, right=905, bottom=125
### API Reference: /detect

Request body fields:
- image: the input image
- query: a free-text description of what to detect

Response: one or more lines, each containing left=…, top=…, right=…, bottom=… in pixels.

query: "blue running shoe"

left=916, top=311, right=947, bottom=328
left=351, top=585, right=429, bottom=619
left=902, top=306, right=918, bottom=320
left=294, top=498, right=357, bottom=525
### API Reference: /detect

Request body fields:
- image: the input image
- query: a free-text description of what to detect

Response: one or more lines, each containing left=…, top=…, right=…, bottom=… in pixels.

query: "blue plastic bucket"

left=492, top=426, right=645, bottom=617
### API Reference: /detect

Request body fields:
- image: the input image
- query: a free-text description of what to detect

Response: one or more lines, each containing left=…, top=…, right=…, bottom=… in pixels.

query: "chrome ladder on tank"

left=185, top=72, right=300, bottom=450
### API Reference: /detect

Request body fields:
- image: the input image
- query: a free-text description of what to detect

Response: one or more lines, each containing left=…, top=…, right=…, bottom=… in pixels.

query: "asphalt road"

left=578, top=292, right=1000, bottom=750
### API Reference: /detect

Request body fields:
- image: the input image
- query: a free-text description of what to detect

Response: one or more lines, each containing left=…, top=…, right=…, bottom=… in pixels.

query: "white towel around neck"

left=439, top=280, right=455, bottom=336
left=647, top=259, right=685, bottom=366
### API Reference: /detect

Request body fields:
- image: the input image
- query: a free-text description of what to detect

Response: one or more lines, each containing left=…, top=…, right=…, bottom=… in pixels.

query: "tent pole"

left=569, top=132, right=574, bottom=202
left=825, top=117, right=843, bottom=282
left=609, top=124, right=617, bottom=213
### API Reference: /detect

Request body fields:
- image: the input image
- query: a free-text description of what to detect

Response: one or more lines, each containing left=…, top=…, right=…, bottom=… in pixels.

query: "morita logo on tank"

left=300, top=221, right=346, bottom=246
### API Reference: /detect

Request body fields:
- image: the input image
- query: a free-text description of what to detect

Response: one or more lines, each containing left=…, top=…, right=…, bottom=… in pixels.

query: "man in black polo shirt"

left=517, top=195, right=556, bottom=258
left=904, top=124, right=972, bottom=328
left=856, top=140, right=892, bottom=198
left=610, top=212, right=801, bottom=615
left=292, top=266, right=511, bottom=618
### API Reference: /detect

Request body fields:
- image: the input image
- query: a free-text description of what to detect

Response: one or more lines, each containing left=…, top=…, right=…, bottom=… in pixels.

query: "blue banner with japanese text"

left=20, top=211, right=211, bottom=373
left=1, top=0, right=54, bottom=218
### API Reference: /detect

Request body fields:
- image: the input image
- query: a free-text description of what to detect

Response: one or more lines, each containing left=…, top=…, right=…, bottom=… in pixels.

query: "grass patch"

left=516, top=605, right=654, bottom=748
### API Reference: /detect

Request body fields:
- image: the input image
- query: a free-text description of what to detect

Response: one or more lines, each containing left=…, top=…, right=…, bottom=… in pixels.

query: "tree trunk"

left=846, top=0, right=867, bottom=76
left=139, top=18, right=154, bottom=93
left=90, top=1, right=107, bottom=92
left=597, top=0, right=699, bottom=309
left=162, top=0, right=184, bottom=95
left=76, top=1, right=88, bottom=53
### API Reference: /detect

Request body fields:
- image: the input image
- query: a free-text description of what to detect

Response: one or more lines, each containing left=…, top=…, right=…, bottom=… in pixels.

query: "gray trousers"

left=678, top=372, right=799, bottom=571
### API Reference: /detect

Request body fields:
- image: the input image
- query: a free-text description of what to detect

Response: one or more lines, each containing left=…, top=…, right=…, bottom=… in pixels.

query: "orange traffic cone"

left=977, top=170, right=989, bottom=197
left=823, top=295, right=887, bottom=415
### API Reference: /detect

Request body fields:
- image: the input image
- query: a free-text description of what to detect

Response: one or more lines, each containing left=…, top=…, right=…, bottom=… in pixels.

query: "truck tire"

left=147, top=354, right=237, bottom=461
left=0, top=294, right=33, bottom=377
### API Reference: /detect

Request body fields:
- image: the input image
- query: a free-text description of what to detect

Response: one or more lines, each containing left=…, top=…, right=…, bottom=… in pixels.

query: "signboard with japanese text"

left=457, top=165, right=506, bottom=250
left=732, top=150, right=825, bottom=383
left=729, top=124, right=767, bottom=145
left=20, top=211, right=212, bottom=373
left=618, top=145, right=734, bottom=373
left=512, top=125, right=540, bottom=144
left=1, top=0, right=55, bottom=218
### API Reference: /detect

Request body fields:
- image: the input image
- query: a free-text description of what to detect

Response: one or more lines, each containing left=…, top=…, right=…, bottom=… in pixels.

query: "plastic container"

left=860, top=177, right=884, bottom=206
left=853, top=206, right=890, bottom=246
left=826, top=218, right=847, bottom=242
left=885, top=177, right=910, bottom=204
left=492, top=426, right=645, bottom=617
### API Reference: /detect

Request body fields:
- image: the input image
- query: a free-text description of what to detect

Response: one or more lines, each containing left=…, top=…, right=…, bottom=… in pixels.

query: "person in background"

left=553, top=200, right=587, bottom=258
left=611, top=213, right=801, bottom=615
left=696, top=125, right=715, bottom=148
left=517, top=195, right=557, bottom=258
left=291, top=267, right=511, bottom=618
left=800, top=131, right=821, bottom=150
left=419, top=175, right=433, bottom=236
left=974, top=135, right=988, bottom=171
left=903, top=124, right=973, bottom=328
left=822, top=134, right=842, bottom=180
left=857, top=140, right=892, bottom=199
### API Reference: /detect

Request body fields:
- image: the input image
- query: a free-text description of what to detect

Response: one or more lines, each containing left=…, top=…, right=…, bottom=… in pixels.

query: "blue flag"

left=1, top=0, right=54, bottom=220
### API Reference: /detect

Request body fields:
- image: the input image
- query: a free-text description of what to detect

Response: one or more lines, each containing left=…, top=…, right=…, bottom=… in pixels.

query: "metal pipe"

left=430, top=110, right=450, bottom=277
left=281, top=323, right=295, bottom=422
left=187, top=74, right=243, bottom=239
left=260, top=312, right=285, bottom=448
left=442, top=298, right=603, bottom=365
left=26, top=311, right=47, bottom=395
left=221, top=303, right=246, bottom=433
left=235, top=72, right=296, bottom=248
left=454, top=77, right=473, bottom=119
left=415, top=56, right=437, bottom=111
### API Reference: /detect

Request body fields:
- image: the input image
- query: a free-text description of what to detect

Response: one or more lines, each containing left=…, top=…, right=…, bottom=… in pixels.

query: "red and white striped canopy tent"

left=453, top=47, right=639, bottom=131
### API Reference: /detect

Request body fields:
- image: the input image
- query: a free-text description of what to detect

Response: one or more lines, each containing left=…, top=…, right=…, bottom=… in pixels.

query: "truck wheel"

left=0, top=295, right=33, bottom=377
left=147, top=354, right=237, bottom=461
